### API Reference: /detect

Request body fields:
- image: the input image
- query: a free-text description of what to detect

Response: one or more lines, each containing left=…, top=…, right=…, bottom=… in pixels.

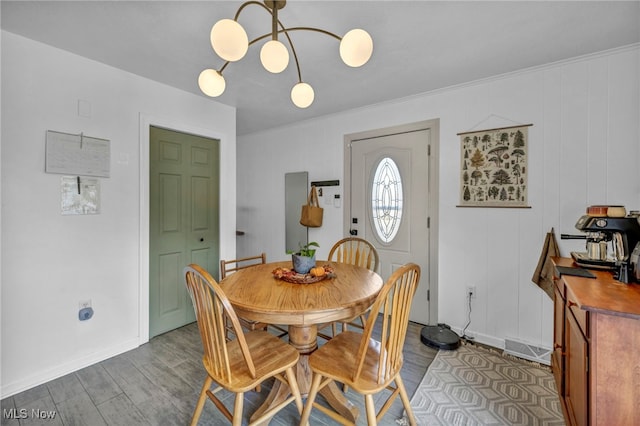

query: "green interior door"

left=149, top=126, right=220, bottom=338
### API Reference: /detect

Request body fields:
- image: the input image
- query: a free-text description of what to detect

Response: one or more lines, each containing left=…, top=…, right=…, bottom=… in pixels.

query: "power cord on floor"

left=461, top=290, right=475, bottom=342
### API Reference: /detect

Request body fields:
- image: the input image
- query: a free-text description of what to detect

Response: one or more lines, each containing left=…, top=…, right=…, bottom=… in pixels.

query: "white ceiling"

left=2, top=1, right=639, bottom=135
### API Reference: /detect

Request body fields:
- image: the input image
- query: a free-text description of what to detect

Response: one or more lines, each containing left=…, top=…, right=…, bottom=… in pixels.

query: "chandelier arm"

left=225, top=0, right=342, bottom=82
left=216, top=24, right=340, bottom=84
left=231, top=1, right=342, bottom=41
left=278, top=27, right=302, bottom=82
left=248, top=33, right=274, bottom=45
left=217, top=31, right=271, bottom=74
left=233, top=1, right=271, bottom=21
left=271, top=2, right=278, bottom=40
left=280, top=26, right=343, bottom=41
left=222, top=30, right=303, bottom=83
left=278, top=27, right=342, bottom=82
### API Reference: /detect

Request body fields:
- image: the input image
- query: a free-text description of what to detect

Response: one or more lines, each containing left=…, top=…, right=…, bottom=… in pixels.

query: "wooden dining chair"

left=299, top=263, right=420, bottom=426
left=183, top=264, right=303, bottom=426
left=328, top=237, right=380, bottom=272
left=322, top=237, right=380, bottom=338
left=219, top=253, right=267, bottom=280
left=220, top=253, right=287, bottom=339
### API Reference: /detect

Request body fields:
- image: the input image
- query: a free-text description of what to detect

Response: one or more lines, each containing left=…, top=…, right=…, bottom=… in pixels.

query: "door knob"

left=200, top=238, right=204, bottom=242
left=349, top=229, right=358, bottom=236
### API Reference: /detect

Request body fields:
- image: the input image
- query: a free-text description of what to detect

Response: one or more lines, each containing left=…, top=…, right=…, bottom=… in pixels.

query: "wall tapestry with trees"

left=458, top=124, right=532, bottom=207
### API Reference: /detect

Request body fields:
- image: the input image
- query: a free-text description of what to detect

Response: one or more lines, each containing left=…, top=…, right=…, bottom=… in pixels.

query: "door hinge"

left=427, top=289, right=430, bottom=301
left=427, top=217, right=430, bottom=228
left=428, top=144, right=431, bottom=156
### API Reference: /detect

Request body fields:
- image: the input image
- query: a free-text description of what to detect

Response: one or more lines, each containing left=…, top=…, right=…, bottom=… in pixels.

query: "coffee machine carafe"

left=569, top=214, right=640, bottom=283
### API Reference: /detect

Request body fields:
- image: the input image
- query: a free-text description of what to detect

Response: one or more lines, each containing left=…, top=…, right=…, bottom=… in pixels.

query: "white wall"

left=237, top=44, right=640, bottom=350
left=0, top=32, right=237, bottom=397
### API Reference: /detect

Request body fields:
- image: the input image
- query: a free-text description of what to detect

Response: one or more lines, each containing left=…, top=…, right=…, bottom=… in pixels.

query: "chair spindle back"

left=184, top=264, right=256, bottom=382
left=328, top=237, right=379, bottom=272
left=220, top=253, right=266, bottom=280
left=354, top=263, right=420, bottom=384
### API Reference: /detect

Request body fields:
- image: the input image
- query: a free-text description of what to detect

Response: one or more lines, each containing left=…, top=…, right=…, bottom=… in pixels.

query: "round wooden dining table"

left=220, top=260, right=383, bottom=423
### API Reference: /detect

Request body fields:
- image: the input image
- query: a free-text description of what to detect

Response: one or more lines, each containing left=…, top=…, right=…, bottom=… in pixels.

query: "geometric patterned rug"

left=404, top=343, right=565, bottom=425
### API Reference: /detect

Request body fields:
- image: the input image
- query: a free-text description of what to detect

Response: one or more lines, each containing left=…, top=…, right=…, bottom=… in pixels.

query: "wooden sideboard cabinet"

left=551, top=257, right=640, bottom=426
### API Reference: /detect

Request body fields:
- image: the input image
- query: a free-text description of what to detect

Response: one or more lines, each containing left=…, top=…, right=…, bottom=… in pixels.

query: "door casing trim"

left=139, top=113, right=228, bottom=344
left=343, top=119, right=439, bottom=325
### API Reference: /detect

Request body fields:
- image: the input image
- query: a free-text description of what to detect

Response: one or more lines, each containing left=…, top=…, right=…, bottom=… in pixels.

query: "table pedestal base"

left=249, top=325, right=359, bottom=424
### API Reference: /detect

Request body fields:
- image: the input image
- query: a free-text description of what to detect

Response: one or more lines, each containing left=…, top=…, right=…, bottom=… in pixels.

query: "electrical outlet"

left=467, top=286, right=476, bottom=299
left=79, top=299, right=92, bottom=310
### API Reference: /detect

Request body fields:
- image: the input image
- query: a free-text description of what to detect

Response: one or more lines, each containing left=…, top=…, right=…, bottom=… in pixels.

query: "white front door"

left=346, top=123, right=435, bottom=325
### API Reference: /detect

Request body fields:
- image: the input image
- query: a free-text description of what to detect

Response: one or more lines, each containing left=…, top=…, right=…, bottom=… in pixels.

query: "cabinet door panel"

left=592, top=313, right=640, bottom=425
left=565, top=310, right=588, bottom=426
left=552, top=284, right=565, bottom=396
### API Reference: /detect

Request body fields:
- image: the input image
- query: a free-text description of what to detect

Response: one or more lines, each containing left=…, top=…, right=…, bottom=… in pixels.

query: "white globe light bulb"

left=198, top=69, right=226, bottom=97
left=210, top=19, right=248, bottom=62
left=291, top=82, right=314, bottom=108
left=260, top=40, right=289, bottom=73
left=340, top=29, right=373, bottom=67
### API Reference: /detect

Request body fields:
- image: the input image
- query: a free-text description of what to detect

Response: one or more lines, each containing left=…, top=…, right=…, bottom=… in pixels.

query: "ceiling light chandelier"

left=198, top=0, right=373, bottom=108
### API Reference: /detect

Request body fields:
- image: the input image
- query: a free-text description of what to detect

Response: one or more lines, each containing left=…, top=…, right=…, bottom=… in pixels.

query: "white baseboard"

left=1, top=338, right=140, bottom=399
left=447, top=326, right=552, bottom=365
left=449, top=325, right=505, bottom=349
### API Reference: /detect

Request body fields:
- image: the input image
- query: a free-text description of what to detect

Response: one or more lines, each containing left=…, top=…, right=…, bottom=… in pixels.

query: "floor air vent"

left=503, top=338, right=551, bottom=365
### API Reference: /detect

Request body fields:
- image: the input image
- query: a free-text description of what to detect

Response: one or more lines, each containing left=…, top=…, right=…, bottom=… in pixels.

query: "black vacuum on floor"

left=420, top=323, right=461, bottom=350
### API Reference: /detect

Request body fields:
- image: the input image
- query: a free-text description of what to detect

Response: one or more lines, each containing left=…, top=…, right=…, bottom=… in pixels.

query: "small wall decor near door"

left=457, top=124, right=532, bottom=208
left=61, top=175, right=100, bottom=215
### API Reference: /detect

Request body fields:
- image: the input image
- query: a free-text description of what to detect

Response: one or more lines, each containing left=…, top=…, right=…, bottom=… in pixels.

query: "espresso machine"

left=563, top=211, right=640, bottom=283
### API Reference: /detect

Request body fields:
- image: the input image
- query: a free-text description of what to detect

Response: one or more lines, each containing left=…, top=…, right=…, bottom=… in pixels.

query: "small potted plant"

left=287, top=241, right=319, bottom=274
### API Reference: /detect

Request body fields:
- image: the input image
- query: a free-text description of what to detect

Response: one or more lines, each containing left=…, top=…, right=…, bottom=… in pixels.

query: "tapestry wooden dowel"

left=456, top=205, right=532, bottom=209
left=457, top=123, right=533, bottom=136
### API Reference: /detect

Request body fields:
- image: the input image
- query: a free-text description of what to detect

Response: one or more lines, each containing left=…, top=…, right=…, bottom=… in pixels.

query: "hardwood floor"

left=1, top=320, right=437, bottom=425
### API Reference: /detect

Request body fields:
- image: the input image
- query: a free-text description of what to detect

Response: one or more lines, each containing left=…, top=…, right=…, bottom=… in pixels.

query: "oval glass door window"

left=371, top=157, right=403, bottom=243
